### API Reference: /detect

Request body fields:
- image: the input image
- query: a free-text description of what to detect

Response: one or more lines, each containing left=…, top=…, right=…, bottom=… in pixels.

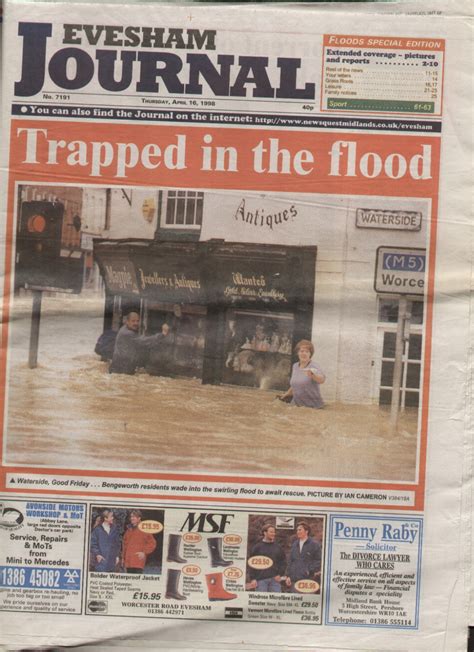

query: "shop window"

left=404, top=391, right=420, bottom=408
left=111, top=296, right=142, bottom=331
left=163, top=191, right=203, bottom=229
left=382, top=332, right=396, bottom=358
left=379, top=388, right=420, bottom=408
left=144, top=303, right=206, bottom=378
left=378, top=298, right=424, bottom=325
left=376, top=297, right=424, bottom=410
left=222, top=309, right=294, bottom=391
left=406, top=362, right=421, bottom=389
left=408, top=334, right=422, bottom=360
left=380, top=360, right=395, bottom=387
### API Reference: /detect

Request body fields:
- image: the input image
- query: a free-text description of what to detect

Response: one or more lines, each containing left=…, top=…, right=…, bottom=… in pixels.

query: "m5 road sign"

left=374, top=247, right=426, bottom=296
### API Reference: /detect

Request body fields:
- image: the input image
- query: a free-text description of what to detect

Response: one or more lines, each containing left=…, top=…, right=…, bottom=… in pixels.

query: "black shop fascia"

left=94, top=239, right=317, bottom=391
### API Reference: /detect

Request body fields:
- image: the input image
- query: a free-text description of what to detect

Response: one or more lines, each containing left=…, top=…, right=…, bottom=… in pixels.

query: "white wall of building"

left=82, top=187, right=160, bottom=239
left=106, top=188, right=160, bottom=240
left=82, top=188, right=107, bottom=236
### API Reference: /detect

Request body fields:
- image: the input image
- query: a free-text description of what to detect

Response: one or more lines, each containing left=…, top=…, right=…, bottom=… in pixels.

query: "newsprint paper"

left=0, top=0, right=472, bottom=649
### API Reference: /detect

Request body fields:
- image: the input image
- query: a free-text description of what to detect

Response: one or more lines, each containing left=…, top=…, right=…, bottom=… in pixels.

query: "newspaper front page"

left=0, top=1, right=471, bottom=649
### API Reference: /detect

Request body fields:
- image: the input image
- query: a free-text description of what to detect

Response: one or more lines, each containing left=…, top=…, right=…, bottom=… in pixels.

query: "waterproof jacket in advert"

left=122, top=526, right=157, bottom=570
left=90, top=524, right=121, bottom=572
left=287, top=538, right=321, bottom=582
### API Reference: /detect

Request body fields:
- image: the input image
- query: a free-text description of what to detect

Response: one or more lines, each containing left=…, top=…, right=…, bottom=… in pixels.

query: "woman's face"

left=297, top=346, right=312, bottom=364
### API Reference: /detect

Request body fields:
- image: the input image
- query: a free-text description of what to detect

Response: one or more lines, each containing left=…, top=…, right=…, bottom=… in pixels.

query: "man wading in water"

left=109, top=311, right=170, bottom=375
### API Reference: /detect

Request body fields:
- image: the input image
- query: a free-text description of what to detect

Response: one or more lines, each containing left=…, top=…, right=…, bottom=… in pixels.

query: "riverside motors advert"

left=0, top=1, right=471, bottom=649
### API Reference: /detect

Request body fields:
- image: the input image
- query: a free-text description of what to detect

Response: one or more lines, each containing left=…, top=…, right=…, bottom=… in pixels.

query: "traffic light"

left=16, top=200, right=83, bottom=293
left=17, top=200, right=63, bottom=261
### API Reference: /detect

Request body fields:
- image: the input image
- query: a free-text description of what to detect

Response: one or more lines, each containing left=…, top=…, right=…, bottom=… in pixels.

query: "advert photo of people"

left=89, top=506, right=164, bottom=575
left=246, top=514, right=324, bottom=594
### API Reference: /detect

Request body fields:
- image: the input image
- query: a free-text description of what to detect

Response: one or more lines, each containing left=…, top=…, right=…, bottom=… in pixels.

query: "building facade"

left=92, top=187, right=428, bottom=407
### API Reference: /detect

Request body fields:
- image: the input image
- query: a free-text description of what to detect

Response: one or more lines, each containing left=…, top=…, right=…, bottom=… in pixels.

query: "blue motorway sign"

left=375, top=247, right=426, bottom=296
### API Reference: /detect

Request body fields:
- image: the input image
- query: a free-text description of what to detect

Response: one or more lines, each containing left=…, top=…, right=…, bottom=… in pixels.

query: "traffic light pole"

left=28, top=290, right=42, bottom=369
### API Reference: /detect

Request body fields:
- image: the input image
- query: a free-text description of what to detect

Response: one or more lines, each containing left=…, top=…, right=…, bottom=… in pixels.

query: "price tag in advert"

left=138, top=520, right=163, bottom=534
left=247, top=555, right=273, bottom=570
left=224, top=567, right=243, bottom=580
left=182, top=565, right=201, bottom=576
left=223, top=534, right=242, bottom=546
left=294, top=579, right=320, bottom=593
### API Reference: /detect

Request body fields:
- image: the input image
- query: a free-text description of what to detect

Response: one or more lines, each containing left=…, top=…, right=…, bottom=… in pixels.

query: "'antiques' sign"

left=356, top=208, right=422, bottom=231
left=234, top=198, right=298, bottom=231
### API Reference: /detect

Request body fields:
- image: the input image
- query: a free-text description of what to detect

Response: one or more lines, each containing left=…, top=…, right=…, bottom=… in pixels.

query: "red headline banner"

left=10, top=120, right=440, bottom=198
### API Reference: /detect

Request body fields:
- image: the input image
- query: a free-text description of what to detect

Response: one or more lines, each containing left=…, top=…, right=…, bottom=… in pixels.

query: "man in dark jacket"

left=285, top=521, right=321, bottom=593
left=248, top=524, right=286, bottom=593
left=90, top=509, right=121, bottom=572
left=109, top=312, right=169, bottom=375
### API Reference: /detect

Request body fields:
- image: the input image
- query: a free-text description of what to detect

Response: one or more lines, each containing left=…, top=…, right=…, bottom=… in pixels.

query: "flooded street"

left=5, top=295, right=418, bottom=481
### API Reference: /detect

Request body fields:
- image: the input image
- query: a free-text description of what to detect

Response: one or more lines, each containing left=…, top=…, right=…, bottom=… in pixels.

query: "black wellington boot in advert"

left=165, top=568, right=187, bottom=600
left=207, top=537, right=232, bottom=568
left=167, top=533, right=188, bottom=564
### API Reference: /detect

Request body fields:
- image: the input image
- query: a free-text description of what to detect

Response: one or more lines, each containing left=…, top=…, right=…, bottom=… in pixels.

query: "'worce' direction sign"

left=374, top=247, right=426, bottom=296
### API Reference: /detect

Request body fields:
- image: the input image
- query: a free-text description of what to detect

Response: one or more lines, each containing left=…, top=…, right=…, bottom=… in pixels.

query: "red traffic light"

left=27, top=214, right=47, bottom=233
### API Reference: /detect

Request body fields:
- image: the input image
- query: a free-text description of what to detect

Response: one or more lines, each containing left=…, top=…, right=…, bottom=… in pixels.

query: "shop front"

left=94, top=240, right=317, bottom=390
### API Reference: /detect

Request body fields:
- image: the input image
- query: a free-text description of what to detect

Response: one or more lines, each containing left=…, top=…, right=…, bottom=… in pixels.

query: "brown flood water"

left=5, top=295, right=418, bottom=481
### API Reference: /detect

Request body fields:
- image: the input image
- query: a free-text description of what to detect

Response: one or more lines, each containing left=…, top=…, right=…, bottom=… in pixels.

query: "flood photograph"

left=3, top=184, right=429, bottom=483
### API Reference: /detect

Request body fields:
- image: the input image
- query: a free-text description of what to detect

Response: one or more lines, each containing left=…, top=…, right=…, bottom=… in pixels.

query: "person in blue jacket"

left=90, top=509, right=121, bottom=572
left=285, top=521, right=321, bottom=592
